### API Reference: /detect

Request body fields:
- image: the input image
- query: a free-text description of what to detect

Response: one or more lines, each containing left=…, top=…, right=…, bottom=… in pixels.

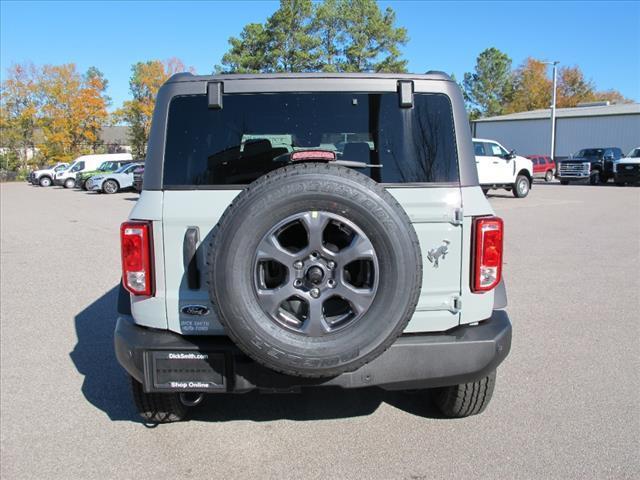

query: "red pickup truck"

left=527, top=155, right=555, bottom=182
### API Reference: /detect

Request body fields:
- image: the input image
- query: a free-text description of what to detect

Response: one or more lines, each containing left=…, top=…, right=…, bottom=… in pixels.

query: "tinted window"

left=70, top=161, right=85, bottom=172
left=473, top=142, right=485, bottom=156
left=163, top=93, right=459, bottom=187
left=577, top=149, right=604, bottom=158
left=484, top=142, right=506, bottom=157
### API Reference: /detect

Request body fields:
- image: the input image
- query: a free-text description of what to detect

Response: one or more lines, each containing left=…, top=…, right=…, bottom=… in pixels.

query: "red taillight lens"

left=472, top=216, right=504, bottom=293
left=120, top=221, right=154, bottom=296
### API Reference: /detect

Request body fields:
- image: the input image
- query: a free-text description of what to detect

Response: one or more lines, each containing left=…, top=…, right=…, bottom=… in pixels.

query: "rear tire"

left=432, top=370, right=496, bottom=418
left=615, top=181, right=625, bottom=186
left=544, top=170, right=553, bottom=182
left=513, top=175, right=530, bottom=198
left=64, top=178, right=75, bottom=189
left=130, top=377, right=188, bottom=423
left=39, top=176, right=52, bottom=187
left=589, top=171, right=601, bottom=185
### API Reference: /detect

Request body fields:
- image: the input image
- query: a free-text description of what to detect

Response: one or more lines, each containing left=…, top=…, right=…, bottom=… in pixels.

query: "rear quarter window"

left=163, top=92, right=459, bottom=187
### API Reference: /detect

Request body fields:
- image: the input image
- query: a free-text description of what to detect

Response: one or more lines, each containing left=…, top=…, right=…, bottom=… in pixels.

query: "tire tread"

left=130, top=377, right=188, bottom=423
left=433, top=370, right=496, bottom=418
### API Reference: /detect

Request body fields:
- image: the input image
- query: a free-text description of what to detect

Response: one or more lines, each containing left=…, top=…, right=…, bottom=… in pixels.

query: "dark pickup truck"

left=557, top=147, right=623, bottom=185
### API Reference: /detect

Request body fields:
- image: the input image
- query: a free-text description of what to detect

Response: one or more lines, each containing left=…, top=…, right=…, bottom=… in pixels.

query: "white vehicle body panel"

left=473, top=138, right=533, bottom=185
left=88, top=163, right=140, bottom=191
left=55, top=153, right=133, bottom=182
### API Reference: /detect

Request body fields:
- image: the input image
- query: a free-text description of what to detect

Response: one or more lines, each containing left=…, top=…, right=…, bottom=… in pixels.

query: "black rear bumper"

left=115, top=311, right=512, bottom=393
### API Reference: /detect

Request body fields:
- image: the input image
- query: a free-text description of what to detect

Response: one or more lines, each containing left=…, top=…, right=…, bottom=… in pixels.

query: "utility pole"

left=545, top=61, right=560, bottom=160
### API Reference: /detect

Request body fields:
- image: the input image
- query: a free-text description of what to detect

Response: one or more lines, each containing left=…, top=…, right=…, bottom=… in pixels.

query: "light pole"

left=544, top=61, right=560, bottom=160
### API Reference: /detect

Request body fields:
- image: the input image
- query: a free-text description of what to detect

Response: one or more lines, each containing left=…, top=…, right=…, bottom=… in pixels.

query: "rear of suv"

left=115, top=73, right=512, bottom=423
left=528, top=155, right=555, bottom=182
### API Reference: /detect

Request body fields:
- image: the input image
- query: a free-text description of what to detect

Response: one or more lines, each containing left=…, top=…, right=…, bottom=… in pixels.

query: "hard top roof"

left=166, top=71, right=453, bottom=84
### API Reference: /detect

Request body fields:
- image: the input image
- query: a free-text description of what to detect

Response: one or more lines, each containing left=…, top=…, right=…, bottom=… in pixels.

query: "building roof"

left=100, top=126, right=129, bottom=144
left=1, top=126, right=131, bottom=147
left=474, top=103, right=640, bottom=122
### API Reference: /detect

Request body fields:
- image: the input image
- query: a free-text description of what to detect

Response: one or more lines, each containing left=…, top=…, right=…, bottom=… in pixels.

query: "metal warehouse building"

left=471, top=103, right=640, bottom=159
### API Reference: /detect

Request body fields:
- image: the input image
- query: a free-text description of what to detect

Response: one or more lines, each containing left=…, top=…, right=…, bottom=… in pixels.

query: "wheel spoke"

left=335, top=234, right=375, bottom=266
left=256, top=234, right=297, bottom=267
left=334, top=280, right=375, bottom=315
left=256, top=284, right=297, bottom=316
left=300, top=298, right=330, bottom=336
left=300, top=211, right=330, bottom=253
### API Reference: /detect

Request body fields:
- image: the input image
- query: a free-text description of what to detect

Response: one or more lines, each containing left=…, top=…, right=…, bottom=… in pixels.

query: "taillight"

left=291, top=150, right=337, bottom=162
left=472, top=216, right=503, bottom=293
left=120, top=221, right=154, bottom=296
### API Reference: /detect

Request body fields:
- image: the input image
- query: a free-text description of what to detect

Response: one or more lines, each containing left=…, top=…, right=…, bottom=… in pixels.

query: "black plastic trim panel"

left=114, top=310, right=511, bottom=393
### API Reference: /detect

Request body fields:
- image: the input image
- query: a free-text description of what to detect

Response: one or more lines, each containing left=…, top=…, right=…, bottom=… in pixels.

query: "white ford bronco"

left=115, top=73, right=512, bottom=423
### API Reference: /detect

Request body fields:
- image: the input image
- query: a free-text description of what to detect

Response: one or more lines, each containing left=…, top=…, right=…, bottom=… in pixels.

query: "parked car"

left=54, top=153, right=133, bottom=189
left=28, top=162, right=69, bottom=187
left=86, top=162, right=142, bottom=194
left=75, top=158, right=134, bottom=190
left=527, top=155, right=555, bottom=182
left=556, top=147, right=623, bottom=185
left=473, top=138, right=534, bottom=197
left=115, top=72, right=512, bottom=423
left=613, top=147, right=640, bottom=186
left=133, top=165, right=144, bottom=192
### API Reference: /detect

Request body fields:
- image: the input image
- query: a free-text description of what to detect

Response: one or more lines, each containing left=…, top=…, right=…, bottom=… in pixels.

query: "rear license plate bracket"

left=150, top=351, right=225, bottom=391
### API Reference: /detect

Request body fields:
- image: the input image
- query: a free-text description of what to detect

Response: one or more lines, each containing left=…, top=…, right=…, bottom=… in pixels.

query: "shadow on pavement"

left=70, top=285, right=139, bottom=422
left=70, top=286, right=443, bottom=424
left=190, top=388, right=443, bottom=423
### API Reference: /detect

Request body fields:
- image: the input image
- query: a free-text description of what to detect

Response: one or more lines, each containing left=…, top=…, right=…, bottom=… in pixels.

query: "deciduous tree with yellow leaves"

left=0, top=63, right=40, bottom=173
left=116, top=58, right=190, bottom=158
left=38, top=63, right=110, bottom=162
left=1, top=62, right=110, bottom=170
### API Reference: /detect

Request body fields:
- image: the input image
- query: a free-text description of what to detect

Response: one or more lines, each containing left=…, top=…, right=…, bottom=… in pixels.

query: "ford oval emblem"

left=181, top=305, right=210, bottom=316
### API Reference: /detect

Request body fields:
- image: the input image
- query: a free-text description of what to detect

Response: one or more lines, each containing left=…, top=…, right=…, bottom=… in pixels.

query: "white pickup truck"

left=473, top=138, right=534, bottom=198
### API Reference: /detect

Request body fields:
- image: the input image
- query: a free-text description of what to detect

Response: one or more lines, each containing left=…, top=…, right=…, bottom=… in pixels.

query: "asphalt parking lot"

left=1, top=181, right=639, bottom=479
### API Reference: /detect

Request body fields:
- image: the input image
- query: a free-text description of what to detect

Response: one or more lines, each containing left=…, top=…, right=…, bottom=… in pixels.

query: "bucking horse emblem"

left=427, top=240, right=450, bottom=268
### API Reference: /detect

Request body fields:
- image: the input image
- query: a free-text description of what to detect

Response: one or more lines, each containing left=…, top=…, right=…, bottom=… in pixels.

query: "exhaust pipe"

left=179, top=392, right=205, bottom=407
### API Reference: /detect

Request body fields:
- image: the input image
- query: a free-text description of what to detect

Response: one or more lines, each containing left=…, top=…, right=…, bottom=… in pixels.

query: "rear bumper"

left=114, top=310, right=512, bottom=393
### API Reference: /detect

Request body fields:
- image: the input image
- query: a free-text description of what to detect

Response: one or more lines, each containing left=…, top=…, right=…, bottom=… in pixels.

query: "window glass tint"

left=487, top=143, right=507, bottom=157
left=163, top=93, right=459, bottom=186
left=473, top=142, right=485, bottom=156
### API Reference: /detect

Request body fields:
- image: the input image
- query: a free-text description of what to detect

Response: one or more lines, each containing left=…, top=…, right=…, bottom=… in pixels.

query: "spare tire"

left=207, top=163, right=422, bottom=378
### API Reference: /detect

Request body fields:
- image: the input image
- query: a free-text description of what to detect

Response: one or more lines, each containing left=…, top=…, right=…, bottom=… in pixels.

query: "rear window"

left=163, top=92, right=459, bottom=187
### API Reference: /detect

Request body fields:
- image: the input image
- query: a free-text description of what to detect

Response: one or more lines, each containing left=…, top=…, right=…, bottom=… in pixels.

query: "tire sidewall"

left=104, top=180, right=118, bottom=194
left=515, top=175, right=530, bottom=197
left=210, top=166, right=422, bottom=376
left=64, top=178, right=75, bottom=189
left=39, top=177, right=51, bottom=187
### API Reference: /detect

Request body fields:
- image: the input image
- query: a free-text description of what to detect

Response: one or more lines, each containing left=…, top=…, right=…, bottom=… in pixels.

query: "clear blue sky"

left=2, top=0, right=639, bottom=109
